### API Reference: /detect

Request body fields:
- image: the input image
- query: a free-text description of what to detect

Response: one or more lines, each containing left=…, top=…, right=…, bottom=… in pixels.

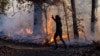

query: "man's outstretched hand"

left=52, top=15, right=54, bottom=19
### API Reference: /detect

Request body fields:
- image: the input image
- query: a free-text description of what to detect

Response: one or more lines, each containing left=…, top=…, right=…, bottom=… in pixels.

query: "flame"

left=48, top=33, right=68, bottom=44
left=15, top=27, right=33, bottom=35
left=43, top=15, right=54, bottom=35
left=26, top=28, right=33, bottom=35
left=16, top=28, right=24, bottom=35
left=47, top=16, right=54, bottom=35
left=7, top=33, right=12, bottom=37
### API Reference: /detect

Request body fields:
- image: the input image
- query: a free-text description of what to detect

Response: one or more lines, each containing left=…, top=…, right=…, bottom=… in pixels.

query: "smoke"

left=0, top=0, right=98, bottom=44
left=0, top=0, right=35, bottom=41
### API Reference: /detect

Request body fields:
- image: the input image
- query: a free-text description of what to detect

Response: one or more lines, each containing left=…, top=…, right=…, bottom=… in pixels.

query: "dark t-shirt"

left=55, top=19, right=62, bottom=33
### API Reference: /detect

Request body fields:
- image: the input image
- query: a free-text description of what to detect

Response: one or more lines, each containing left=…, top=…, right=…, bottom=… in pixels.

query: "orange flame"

left=15, top=27, right=33, bottom=35
left=16, top=28, right=24, bottom=35
left=26, top=28, right=33, bottom=35
left=43, top=15, right=54, bottom=35
left=48, top=33, right=68, bottom=44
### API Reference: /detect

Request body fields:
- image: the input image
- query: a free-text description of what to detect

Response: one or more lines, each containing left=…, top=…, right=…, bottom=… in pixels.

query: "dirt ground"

left=0, top=45, right=100, bottom=56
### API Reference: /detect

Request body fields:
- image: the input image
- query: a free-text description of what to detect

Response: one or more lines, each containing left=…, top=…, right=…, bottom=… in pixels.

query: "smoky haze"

left=0, top=0, right=99, bottom=44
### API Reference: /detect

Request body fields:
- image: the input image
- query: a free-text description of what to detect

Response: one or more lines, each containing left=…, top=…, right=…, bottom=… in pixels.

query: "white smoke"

left=0, top=0, right=96, bottom=44
left=0, top=0, right=35, bottom=41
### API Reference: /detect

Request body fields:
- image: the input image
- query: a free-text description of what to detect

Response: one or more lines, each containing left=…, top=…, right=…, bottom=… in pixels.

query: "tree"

left=62, top=1, right=70, bottom=41
left=91, top=0, right=96, bottom=33
left=70, top=0, right=79, bottom=39
left=33, top=2, right=43, bottom=35
left=0, top=0, right=9, bottom=14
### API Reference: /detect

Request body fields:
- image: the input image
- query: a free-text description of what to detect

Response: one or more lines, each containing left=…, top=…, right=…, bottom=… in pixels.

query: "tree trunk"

left=62, top=2, right=70, bottom=41
left=70, top=0, right=79, bottom=39
left=91, top=0, right=96, bottom=33
left=33, top=3, right=43, bottom=36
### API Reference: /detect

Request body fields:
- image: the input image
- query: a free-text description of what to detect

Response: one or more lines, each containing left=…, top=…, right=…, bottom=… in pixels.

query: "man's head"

left=55, top=15, right=60, bottom=20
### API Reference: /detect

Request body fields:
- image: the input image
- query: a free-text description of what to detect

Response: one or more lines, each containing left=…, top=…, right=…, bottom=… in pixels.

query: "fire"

left=15, top=27, right=33, bottom=35
left=48, top=33, right=68, bottom=44
left=43, top=15, right=54, bottom=35
left=7, top=33, right=12, bottom=37
left=15, top=28, right=24, bottom=35
left=47, top=16, right=54, bottom=35
left=26, top=28, right=33, bottom=35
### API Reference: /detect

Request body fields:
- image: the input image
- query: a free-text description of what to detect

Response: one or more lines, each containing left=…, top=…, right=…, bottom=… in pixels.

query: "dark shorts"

left=55, top=31, right=62, bottom=36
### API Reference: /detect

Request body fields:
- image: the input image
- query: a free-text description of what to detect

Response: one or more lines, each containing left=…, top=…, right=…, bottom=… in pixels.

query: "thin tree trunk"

left=70, top=0, right=79, bottom=39
left=91, top=0, right=96, bottom=33
left=44, top=5, right=48, bottom=35
left=62, top=2, right=70, bottom=41
left=43, top=5, right=49, bottom=45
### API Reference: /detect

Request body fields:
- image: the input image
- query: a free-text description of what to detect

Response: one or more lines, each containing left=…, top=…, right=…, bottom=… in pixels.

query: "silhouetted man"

left=52, top=15, right=67, bottom=49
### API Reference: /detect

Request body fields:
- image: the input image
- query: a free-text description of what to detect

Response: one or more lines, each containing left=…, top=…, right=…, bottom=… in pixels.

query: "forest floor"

left=0, top=45, right=100, bottom=56
left=0, top=39, right=99, bottom=56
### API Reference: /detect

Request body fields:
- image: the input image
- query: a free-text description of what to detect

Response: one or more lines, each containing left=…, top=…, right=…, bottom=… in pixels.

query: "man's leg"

left=54, top=33, right=58, bottom=49
left=59, top=33, right=67, bottom=48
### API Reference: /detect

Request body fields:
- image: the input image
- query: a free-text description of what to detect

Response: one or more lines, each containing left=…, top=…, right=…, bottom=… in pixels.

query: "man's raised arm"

left=52, top=15, right=55, bottom=21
